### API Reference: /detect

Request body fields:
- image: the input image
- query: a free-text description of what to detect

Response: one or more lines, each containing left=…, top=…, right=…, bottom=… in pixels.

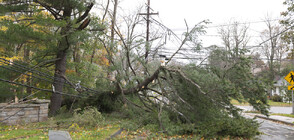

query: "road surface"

left=244, top=114, right=294, bottom=140
left=257, top=118, right=294, bottom=140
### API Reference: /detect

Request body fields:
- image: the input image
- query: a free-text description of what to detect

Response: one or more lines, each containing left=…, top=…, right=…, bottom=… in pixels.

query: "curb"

left=255, top=115, right=294, bottom=126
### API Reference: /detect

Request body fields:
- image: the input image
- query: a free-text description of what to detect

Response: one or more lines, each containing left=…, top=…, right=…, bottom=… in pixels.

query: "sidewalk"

left=236, top=105, right=293, bottom=114
left=238, top=106, right=294, bottom=126
left=245, top=113, right=294, bottom=126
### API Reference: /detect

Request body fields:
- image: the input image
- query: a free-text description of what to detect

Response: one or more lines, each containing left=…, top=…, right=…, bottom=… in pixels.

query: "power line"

left=0, top=58, right=58, bottom=82
left=153, top=56, right=207, bottom=61
left=151, top=16, right=290, bottom=52
left=152, top=16, right=293, bottom=54
left=0, top=63, right=56, bottom=85
left=0, top=77, right=88, bottom=98
left=248, top=24, right=294, bottom=49
left=199, top=34, right=260, bottom=38
left=170, top=19, right=282, bottom=31
left=0, top=57, right=102, bottom=94
left=0, top=59, right=78, bottom=92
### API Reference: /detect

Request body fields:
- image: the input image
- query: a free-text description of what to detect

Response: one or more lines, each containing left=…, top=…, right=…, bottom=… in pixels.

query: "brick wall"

left=0, top=100, right=50, bottom=125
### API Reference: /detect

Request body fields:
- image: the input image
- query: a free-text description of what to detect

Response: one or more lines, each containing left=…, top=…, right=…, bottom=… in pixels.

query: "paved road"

left=257, top=118, right=294, bottom=140
left=237, top=105, right=293, bottom=114
left=244, top=114, right=294, bottom=140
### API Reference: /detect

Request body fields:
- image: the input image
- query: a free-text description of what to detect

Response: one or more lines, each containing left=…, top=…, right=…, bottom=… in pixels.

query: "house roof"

left=273, top=77, right=288, bottom=87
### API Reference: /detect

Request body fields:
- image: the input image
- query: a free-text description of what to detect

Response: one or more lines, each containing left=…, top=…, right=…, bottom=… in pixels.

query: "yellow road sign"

left=285, top=71, right=294, bottom=85
left=288, top=86, right=294, bottom=90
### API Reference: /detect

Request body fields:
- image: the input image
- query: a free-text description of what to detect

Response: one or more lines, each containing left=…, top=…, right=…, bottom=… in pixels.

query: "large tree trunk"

left=49, top=49, right=67, bottom=115
left=49, top=7, right=72, bottom=116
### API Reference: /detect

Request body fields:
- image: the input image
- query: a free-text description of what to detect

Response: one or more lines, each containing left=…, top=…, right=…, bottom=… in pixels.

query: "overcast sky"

left=119, top=0, right=287, bottom=47
left=95, top=0, right=288, bottom=63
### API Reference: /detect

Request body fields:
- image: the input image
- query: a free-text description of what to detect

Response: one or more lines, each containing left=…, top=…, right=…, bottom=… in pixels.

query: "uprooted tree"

left=0, top=0, right=269, bottom=138
left=83, top=1, right=269, bottom=137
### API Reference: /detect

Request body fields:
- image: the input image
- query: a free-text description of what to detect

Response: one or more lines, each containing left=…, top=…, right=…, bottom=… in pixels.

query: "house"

left=272, top=76, right=288, bottom=96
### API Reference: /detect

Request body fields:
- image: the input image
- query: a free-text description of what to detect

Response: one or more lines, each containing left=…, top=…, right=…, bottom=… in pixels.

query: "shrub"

left=271, top=94, right=282, bottom=102
left=72, top=106, right=104, bottom=127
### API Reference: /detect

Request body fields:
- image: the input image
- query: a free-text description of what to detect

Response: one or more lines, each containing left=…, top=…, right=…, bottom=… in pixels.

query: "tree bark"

left=49, top=49, right=67, bottom=115
left=111, top=0, right=118, bottom=43
left=49, top=7, right=72, bottom=116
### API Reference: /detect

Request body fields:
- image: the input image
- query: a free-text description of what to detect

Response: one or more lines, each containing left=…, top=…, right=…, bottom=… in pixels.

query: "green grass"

left=0, top=125, right=48, bottom=139
left=271, top=113, right=294, bottom=118
left=231, top=99, right=292, bottom=107
left=0, top=113, right=200, bottom=140
left=0, top=115, right=121, bottom=140
left=0, top=125, right=119, bottom=140
left=268, top=100, right=292, bottom=107
left=231, top=99, right=250, bottom=106
left=245, top=110, right=261, bottom=114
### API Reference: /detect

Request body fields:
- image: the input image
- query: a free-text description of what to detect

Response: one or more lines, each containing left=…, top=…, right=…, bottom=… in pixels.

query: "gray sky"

left=119, top=0, right=286, bottom=47
left=95, top=0, right=288, bottom=63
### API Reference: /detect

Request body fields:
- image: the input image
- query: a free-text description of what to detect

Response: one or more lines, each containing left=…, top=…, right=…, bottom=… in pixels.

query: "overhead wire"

left=170, top=19, right=283, bottom=31
left=0, top=58, right=108, bottom=104
left=150, top=17, right=203, bottom=61
left=0, top=58, right=83, bottom=94
left=0, top=57, right=102, bottom=94
left=0, top=77, right=88, bottom=98
left=151, top=16, right=289, bottom=50
left=0, top=60, right=58, bottom=85
left=150, top=15, right=294, bottom=63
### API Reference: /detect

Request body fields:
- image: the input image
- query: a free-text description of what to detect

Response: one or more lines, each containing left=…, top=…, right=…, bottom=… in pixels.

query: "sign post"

left=285, top=71, right=294, bottom=114
left=293, top=90, right=294, bottom=115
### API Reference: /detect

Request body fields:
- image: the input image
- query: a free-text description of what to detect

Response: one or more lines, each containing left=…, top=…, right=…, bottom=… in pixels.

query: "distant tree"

left=251, top=53, right=266, bottom=71
left=281, top=0, right=294, bottom=70
left=260, top=16, right=288, bottom=80
left=218, top=20, right=249, bottom=59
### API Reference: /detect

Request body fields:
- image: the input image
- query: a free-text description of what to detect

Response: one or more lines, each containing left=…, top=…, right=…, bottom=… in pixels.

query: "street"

left=255, top=117, right=294, bottom=140
left=243, top=113, right=294, bottom=140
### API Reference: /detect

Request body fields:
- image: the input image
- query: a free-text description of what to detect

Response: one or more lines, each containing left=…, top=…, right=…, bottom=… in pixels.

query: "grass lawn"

left=0, top=114, right=199, bottom=140
left=231, top=99, right=292, bottom=107
left=271, top=113, right=294, bottom=118
left=0, top=121, right=119, bottom=140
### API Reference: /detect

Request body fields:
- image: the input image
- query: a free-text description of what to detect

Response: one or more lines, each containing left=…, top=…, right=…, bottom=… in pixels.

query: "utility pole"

left=139, top=0, right=158, bottom=61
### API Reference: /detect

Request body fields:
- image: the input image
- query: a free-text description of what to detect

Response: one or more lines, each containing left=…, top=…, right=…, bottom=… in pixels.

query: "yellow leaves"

left=66, top=69, right=75, bottom=74
left=0, top=15, right=13, bottom=20
left=0, top=56, right=22, bottom=66
left=17, top=72, right=32, bottom=83
left=0, top=16, right=12, bottom=31
left=0, top=26, right=8, bottom=31
left=92, top=49, right=110, bottom=66
left=27, top=39, right=36, bottom=43
left=101, top=57, right=110, bottom=66
left=68, top=123, right=81, bottom=131
left=0, top=47, right=4, bottom=52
